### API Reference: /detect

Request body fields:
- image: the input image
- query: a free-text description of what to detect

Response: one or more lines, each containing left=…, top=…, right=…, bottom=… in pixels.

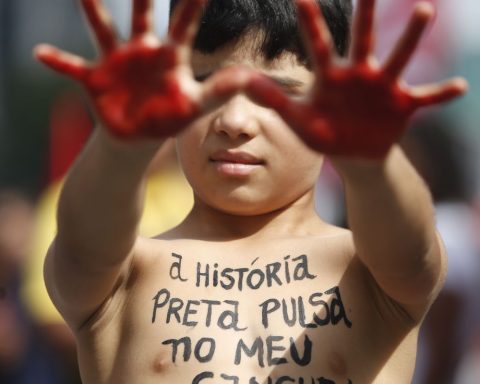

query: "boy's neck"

left=173, top=189, right=328, bottom=242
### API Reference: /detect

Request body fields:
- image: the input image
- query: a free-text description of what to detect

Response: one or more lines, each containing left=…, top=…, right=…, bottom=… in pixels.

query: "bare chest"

left=119, top=248, right=369, bottom=383
left=81, top=243, right=413, bottom=384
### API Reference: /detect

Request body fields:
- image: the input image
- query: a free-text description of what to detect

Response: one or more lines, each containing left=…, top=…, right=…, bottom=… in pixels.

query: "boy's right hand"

left=34, top=0, right=250, bottom=140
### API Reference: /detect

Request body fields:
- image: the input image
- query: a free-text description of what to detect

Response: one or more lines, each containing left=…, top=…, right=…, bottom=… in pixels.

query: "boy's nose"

left=213, top=95, right=259, bottom=140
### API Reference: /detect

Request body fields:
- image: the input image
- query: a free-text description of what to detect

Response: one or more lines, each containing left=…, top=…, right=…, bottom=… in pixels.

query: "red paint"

left=245, top=0, right=466, bottom=160
left=82, top=43, right=198, bottom=139
left=247, top=74, right=291, bottom=111
left=351, top=0, right=376, bottom=62
left=49, top=93, right=93, bottom=182
left=297, top=0, right=331, bottom=69
left=170, top=0, right=205, bottom=43
left=81, top=0, right=117, bottom=53
left=132, top=0, right=151, bottom=37
left=35, top=0, right=466, bottom=148
left=35, top=45, right=91, bottom=82
left=35, top=0, right=254, bottom=141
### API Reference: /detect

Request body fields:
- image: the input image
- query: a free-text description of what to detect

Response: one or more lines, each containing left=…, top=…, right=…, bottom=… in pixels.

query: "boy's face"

left=177, top=34, right=324, bottom=216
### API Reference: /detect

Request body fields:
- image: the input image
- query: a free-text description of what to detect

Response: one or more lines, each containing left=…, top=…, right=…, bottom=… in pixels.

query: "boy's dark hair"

left=170, top=0, right=353, bottom=62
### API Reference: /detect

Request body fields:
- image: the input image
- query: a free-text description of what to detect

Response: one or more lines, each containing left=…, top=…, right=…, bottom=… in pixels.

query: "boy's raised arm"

left=331, top=147, right=442, bottom=322
left=246, top=0, right=467, bottom=321
left=35, top=0, right=252, bottom=330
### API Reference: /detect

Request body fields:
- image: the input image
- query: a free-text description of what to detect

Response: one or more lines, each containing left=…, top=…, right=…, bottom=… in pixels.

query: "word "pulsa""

left=260, top=287, right=352, bottom=329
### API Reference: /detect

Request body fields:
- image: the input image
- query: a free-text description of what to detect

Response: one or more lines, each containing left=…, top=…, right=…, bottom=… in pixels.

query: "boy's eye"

left=194, top=73, right=212, bottom=82
left=269, top=76, right=306, bottom=97
left=279, top=85, right=304, bottom=97
left=193, top=72, right=305, bottom=98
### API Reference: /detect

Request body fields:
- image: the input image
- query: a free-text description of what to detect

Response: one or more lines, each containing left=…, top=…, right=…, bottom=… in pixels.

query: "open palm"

left=35, top=0, right=251, bottom=139
left=247, top=0, right=468, bottom=159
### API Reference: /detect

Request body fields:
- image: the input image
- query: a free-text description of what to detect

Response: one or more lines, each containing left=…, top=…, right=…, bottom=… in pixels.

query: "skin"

left=35, top=0, right=468, bottom=383
left=177, top=42, right=322, bottom=218
left=246, top=0, right=467, bottom=159
left=35, top=0, right=252, bottom=139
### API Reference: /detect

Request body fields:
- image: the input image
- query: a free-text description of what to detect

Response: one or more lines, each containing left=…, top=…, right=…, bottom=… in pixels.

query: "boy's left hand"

left=246, top=0, right=468, bottom=159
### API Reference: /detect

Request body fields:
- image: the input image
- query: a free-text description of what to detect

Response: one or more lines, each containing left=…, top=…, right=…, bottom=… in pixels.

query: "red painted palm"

left=246, top=0, right=467, bottom=159
left=34, top=0, right=251, bottom=140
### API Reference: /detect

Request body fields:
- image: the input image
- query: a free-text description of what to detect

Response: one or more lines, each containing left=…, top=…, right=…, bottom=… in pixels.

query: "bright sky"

left=104, top=0, right=170, bottom=38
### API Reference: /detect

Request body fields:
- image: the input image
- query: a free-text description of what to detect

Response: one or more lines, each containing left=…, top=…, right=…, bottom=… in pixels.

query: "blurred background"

left=0, top=0, right=479, bottom=383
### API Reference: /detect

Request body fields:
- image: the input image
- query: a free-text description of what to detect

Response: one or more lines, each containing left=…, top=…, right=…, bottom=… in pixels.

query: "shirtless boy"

left=35, top=0, right=467, bottom=383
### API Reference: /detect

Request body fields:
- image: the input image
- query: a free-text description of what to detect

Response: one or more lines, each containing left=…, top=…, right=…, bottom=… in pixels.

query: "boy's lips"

left=209, top=150, right=264, bottom=165
left=209, top=150, right=265, bottom=176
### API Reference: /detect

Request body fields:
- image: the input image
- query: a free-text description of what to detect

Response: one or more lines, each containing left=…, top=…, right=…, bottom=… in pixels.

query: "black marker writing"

left=316, top=287, right=352, bottom=328
left=192, top=373, right=352, bottom=383
left=152, top=288, right=247, bottom=331
left=201, top=299, right=221, bottom=327
left=235, top=337, right=264, bottom=367
left=317, top=379, right=353, bottom=384
left=192, top=371, right=214, bottom=384
left=260, top=286, right=352, bottom=329
left=234, top=335, right=312, bottom=367
left=162, top=337, right=216, bottom=363
left=218, top=300, right=247, bottom=331
left=318, top=378, right=334, bottom=384
left=290, top=335, right=312, bottom=366
left=196, top=255, right=316, bottom=291
left=221, top=374, right=240, bottom=383
left=170, top=253, right=188, bottom=282
left=267, top=335, right=287, bottom=365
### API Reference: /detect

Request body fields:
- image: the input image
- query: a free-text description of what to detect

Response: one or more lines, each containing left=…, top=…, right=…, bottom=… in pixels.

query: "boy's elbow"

left=370, top=232, right=447, bottom=322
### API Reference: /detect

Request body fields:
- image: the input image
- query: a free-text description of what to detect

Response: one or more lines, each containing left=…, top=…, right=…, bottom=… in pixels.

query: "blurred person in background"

left=19, top=3, right=193, bottom=384
left=1, top=0, right=192, bottom=382
left=21, top=128, right=193, bottom=384
left=0, top=0, right=90, bottom=192
left=1, top=0, right=170, bottom=192
left=402, top=117, right=480, bottom=384
left=0, top=190, right=67, bottom=384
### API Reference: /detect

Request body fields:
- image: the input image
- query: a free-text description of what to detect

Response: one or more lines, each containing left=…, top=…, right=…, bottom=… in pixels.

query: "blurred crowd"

left=1, top=0, right=480, bottom=383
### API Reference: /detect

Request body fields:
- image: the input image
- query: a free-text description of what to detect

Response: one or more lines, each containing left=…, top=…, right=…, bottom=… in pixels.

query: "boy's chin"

left=198, top=194, right=282, bottom=217
left=199, top=189, right=311, bottom=218
left=208, top=200, right=277, bottom=217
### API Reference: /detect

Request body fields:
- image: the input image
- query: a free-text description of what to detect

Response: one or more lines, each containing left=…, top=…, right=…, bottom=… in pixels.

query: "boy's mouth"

left=209, top=150, right=264, bottom=176
left=210, top=150, right=263, bottom=165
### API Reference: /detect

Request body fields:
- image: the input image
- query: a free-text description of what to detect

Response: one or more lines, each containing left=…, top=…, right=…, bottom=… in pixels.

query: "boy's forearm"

left=332, top=147, right=442, bottom=296
left=56, top=129, right=162, bottom=268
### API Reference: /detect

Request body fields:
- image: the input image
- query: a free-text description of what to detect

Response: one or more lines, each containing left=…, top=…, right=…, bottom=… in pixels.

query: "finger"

left=169, top=0, right=205, bottom=46
left=200, top=66, right=255, bottom=111
left=81, top=0, right=117, bottom=54
left=383, top=2, right=435, bottom=79
left=245, top=71, right=333, bottom=149
left=296, top=0, right=332, bottom=73
left=410, top=77, right=468, bottom=108
left=245, top=73, right=302, bottom=122
left=351, top=0, right=376, bottom=63
left=132, top=0, right=153, bottom=38
left=34, top=44, right=91, bottom=82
